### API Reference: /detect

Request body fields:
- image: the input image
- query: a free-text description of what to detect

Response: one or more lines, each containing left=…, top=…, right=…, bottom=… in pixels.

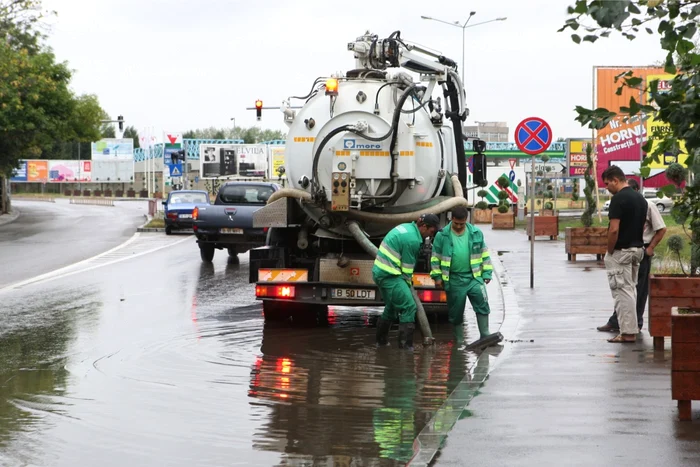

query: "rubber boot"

left=476, top=314, right=490, bottom=339
left=398, top=323, right=415, bottom=350
left=452, top=324, right=465, bottom=346
left=376, top=318, right=391, bottom=347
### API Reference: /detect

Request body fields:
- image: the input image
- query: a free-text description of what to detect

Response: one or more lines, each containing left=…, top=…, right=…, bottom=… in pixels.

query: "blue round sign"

left=514, top=117, right=553, bottom=155
left=468, top=156, right=474, bottom=174
left=509, top=170, right=516, bottom=182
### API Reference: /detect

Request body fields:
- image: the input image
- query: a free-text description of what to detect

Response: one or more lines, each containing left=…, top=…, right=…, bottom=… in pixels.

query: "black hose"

left=430, top=130, right=446, bottom=198
left=290, top=78, right=325, bottom=100
left=310, top=125, right=354, bottom=198
left=443, top=75, right=468, bottom=201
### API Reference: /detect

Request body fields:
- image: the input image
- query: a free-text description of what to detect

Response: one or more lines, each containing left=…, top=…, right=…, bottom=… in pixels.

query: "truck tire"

left=263, top=301, right=291, bottom=322
left=263, top=301, right=328, bottom=325
left=199, top=244, right=215, bottom=262
left=227, top=247, right=238, bottom=257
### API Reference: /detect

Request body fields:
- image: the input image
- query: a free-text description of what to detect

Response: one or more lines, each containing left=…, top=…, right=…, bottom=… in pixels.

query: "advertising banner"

left=645, top=73, right=687, bottom=169
left=269, top=146, right=285, bottom=180
left=199, top=144, right=267, bottom=179
left=48, top=160, right=80, bottom=182
left=566, top=139, right=593, bottom=177
left=10, top=161, right=27, bottom=182
left=27, top=160, right=48, bottom=182
left=91, top=138, right=134, bottom=161
left=594, top=66, right=685, bottom=188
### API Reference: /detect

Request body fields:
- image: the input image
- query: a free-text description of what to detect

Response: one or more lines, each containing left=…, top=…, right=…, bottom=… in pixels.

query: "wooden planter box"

left=139, top=190, right=148, bottom=198
left=671, top=307, right=700, bottom=421
left=650, top=275, right=700, bottom=351
left=564, top=227, right=607, bottom=261
left=527, top=215, right=559, bottom=240
left=127, top=189, right=136, bottom=198
left=104, top=190, right=113, bottom=197
left=115, top=190, right=124, bottom=197
left=64, top=189, right=72, bottom=196
left=492, top=212, right=515, bottom=230
left=93, top=190, right=102, bottom=197
left=73, top=189, right=81, bottom=196
left=473, top=208, right=493, bottom=224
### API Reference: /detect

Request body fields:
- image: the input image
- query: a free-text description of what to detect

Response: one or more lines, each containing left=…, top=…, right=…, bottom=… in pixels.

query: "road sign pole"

left=530, top=155, right=535, bottom=289
left=515, top=116, right=553, bottom=290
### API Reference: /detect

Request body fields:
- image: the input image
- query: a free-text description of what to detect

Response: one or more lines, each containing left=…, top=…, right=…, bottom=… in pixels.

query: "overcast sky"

left=41, top=0, right=664, bottom=143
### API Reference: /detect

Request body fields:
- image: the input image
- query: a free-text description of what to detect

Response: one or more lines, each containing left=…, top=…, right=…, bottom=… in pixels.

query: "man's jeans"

left=607, top=249, right=651, bottom=330
left=604, top=248, right=644, bottom=335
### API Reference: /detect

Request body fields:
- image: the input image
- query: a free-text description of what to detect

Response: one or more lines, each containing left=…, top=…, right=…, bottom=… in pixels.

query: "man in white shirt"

left=597, top=179, right=667, bottom=333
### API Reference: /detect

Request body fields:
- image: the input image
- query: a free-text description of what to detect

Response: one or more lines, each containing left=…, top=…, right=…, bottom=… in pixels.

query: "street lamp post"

left=420, top=13, right=507, bottom=100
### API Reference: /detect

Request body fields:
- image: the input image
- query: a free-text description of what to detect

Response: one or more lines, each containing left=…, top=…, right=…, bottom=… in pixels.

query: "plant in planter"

left=564, top=143, right=607, bottom=261
left=127, top=185, right=136, bottom=198
left=473, top=189, right=492, bottom=224
left=492, top=175, right=515, bottom=230
left=104, top=188, right=113, bottom=197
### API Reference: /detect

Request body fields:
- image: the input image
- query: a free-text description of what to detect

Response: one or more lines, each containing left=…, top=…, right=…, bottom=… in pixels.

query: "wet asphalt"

left=0, top=200, right=146, bottom=288
left=0, top=205, right=498, bottom=466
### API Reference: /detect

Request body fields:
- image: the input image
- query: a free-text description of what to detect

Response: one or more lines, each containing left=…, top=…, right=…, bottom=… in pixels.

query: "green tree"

left=123, top=125, right=140, bottom=148
left=561, top=0, right=700, bottom=272
left=182, top=126, right=286, bottom=143
left=100, top=124, right=115, bottom=138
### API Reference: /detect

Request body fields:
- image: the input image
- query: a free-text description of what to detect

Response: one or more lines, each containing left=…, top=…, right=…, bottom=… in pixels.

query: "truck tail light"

left=193, top=207, right=199, bottom=220
left=256, top=285, right=295, bottom=299
left=417, top=289, right=447, bottom=303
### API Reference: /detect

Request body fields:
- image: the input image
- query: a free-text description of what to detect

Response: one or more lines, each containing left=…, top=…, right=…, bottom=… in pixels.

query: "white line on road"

left=0, top=233, right=192, bottom=294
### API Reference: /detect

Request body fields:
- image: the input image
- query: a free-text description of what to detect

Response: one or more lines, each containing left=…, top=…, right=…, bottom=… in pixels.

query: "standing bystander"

left=601, top=166, right=647, bottom=343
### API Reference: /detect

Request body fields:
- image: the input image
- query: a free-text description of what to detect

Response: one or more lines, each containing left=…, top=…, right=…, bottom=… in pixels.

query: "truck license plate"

left=179, top=214, right=192, bottom=219
left=220, top=228, right=243, bottom=234
left=331, top=288, right=376, bottom=300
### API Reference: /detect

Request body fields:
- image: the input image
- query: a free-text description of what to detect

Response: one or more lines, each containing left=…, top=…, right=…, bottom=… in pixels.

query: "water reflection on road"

left=0, top=245, right=478, bottom=465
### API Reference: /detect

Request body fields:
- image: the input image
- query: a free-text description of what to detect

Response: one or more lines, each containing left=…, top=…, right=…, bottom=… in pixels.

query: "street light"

left=421, top=13, right=507, bottom=98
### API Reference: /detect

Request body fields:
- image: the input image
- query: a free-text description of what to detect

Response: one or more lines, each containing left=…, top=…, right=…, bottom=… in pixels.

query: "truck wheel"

left=165, top=226, right=173, bottom=236
left=263, top=301, right=291, bottom=322
left=199, top=244, right=215, bottom=262
left=227, top=247, right=238, bottom=257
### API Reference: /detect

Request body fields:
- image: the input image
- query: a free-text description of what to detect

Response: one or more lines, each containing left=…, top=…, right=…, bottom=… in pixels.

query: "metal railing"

left=69, top=197, right=114, bottom=207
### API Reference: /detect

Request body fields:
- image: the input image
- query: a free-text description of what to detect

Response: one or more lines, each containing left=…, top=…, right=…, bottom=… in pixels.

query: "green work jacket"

left=430, top=222, right=493, bottom=284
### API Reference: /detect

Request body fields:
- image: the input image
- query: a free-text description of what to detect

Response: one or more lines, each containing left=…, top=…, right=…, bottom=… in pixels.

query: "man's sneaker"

left=597, top=323, right=619, bottom=332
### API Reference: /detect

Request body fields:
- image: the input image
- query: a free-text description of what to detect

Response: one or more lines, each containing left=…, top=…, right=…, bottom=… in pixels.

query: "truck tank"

left=261, top=31, right=471, bottom=240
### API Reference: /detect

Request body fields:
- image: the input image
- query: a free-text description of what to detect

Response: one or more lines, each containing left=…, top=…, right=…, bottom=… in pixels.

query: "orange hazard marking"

left=258, top=269, right=309, bottom=282
left=412, top=273, right=435, bottom=287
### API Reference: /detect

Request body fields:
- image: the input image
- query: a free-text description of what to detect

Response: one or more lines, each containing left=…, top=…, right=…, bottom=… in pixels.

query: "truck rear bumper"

left=255, top=281, right=448, bottom=313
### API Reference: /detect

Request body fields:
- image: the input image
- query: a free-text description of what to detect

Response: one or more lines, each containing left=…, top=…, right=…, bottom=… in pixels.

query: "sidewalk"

left=0, top=208, right=19, bottom=227
left=436, top=226, right=700, bottom=466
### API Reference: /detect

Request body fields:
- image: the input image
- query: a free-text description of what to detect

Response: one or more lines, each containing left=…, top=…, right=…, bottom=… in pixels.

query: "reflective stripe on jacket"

left=372, top=222, right=423, bottom=283
left=430, top=222, right=493, bottom=283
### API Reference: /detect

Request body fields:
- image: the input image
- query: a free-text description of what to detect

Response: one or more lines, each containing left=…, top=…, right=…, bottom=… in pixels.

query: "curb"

left=0, top=209, right=20, bottom=227
left=137, top=228, right=165, bottom=233
left=408, top=251, right=522, bottom=466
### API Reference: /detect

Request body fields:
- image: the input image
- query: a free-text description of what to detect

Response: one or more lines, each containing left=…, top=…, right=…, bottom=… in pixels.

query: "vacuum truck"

left=249, top=30, right=487, bottom=322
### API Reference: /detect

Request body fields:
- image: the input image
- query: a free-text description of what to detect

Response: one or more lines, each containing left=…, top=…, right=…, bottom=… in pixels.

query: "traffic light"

left=255, top=100, right=263, bottom=120
left=117, top=115, right=124, bottom=131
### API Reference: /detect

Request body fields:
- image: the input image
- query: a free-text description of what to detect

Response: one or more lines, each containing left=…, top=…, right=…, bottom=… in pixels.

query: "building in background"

left=463, top=121, right=509, bottom=142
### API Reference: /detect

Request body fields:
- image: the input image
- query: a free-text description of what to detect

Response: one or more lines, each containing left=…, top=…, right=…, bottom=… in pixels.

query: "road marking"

left=0, top=233, right=192, bottom=294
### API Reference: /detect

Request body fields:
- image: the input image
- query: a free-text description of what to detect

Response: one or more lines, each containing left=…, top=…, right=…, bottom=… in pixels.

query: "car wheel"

left=165, top=226, right=173, bottom=235
left=656, top=203, right=665, bottom=213
left=199, top=244, right=215, bottom=262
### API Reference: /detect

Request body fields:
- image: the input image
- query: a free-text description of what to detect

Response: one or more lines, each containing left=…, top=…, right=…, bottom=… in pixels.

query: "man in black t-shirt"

left=601, top=166, right=647, bottom=343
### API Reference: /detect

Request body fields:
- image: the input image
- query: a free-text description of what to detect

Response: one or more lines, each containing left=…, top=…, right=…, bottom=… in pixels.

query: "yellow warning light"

left=325, top=78, right=339, bottom=96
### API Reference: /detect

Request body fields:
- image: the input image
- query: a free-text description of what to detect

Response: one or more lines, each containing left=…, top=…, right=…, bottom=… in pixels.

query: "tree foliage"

left=182, top=126, right=286, bottom=144
left=123, top=125, right=140, bottom=148
left=562, top=0, right=700, bottom=273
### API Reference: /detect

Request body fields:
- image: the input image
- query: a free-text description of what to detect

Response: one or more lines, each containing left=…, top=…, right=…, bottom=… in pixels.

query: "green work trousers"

left=376, top=275, right=416, bottom=324
left=446, top=274, right=490, bottom=325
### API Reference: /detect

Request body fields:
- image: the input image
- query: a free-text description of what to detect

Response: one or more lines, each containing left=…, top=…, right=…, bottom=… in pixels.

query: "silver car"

left=602, top=190, right=674, bottom=212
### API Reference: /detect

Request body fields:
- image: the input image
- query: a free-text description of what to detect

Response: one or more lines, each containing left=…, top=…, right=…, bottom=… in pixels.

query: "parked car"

left=193, top=182, right=280, bottom=262
left=162, top=190, right=210, bottom=235
left=602, top=189, right=674, bottom=212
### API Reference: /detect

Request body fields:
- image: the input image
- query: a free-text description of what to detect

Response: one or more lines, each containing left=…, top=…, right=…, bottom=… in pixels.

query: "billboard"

left=27, top=160, right=48, bottom=182
left=48, top=160, right=93, bottom=182
left=566, top=139, right=593, bottom=177
left=594, top=66, right=685, bottom=188
left=91, top=160, right=134, bottom=182
left=199, top=144, right=267, bottom=179
left=269, top=146, right=285, bottom=180
left=10, top=161, right=27, bottom=182
left=91, top=138, right=134, bottom=161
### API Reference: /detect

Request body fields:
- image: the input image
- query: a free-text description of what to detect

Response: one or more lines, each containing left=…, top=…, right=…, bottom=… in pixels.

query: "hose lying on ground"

left=347, top=220, right=434, bottom=345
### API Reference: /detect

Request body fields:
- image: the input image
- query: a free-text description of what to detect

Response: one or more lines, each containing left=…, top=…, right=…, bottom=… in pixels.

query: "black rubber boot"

left=376, top=318, right=391, bottom=347
left=398, top=323, right=415, bottom=350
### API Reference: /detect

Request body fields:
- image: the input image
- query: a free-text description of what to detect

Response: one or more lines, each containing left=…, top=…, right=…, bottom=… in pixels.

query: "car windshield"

left=218, top=185, right=274, bottom=204
left=169, top=193, right=208, bottom=204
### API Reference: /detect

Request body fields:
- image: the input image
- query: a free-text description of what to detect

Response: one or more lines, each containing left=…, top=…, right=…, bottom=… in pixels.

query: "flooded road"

left=0, top=235, right=487, bottom=466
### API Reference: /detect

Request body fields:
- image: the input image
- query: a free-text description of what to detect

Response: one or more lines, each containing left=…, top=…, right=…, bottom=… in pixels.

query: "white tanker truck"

left=250, top=31, right=488, bottom=323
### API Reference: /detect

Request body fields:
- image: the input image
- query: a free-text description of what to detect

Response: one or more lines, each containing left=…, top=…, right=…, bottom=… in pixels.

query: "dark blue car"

left=162, top=190, right=210, bottom=235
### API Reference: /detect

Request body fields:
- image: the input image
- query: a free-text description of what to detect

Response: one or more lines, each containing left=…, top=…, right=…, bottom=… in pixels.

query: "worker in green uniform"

left=373, top=213, right=441, bottom=349
left=430, top=206, right=494, bottom=342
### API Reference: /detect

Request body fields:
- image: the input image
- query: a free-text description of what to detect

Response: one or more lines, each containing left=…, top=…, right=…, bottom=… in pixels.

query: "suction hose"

left=347, top=221, right=435, bottom=346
